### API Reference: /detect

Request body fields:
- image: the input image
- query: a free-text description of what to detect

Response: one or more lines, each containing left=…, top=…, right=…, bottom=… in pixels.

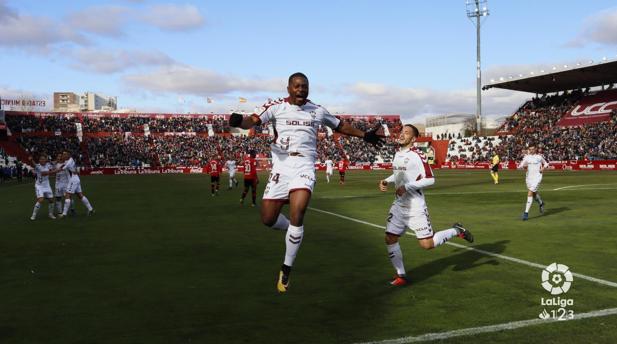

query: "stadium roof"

left=482, top=60, right=617, bottom=94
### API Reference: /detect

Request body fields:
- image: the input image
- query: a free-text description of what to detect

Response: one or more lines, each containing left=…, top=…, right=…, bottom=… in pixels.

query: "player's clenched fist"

left=379, top=180, right=388, bottom=192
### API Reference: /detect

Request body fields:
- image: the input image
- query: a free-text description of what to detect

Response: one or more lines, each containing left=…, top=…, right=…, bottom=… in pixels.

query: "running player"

left=324, top=157, right=334, bottom=183
left=229, top=72, right=384, bottom=292
left=240, top=150, right=258, bottom=207
left=225, top=158, right=239, bottom=190
left=30, top=154, right=57, bottom=220
left=490, top=151, right=500, bottom=184
left=53, top=153, right=74, bottom=216
left=379, top=124, right=474, bottom=286
left=208, top=156, right=223, bottom=196
left=338, top=158, right=348, bottom=185
left=58, top=151, right=94, bottom=218
left=518, top=145, right=548, bottom=220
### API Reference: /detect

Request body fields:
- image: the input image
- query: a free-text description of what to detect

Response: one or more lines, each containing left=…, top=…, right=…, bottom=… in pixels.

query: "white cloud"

left=568, top=8, right=617, bottom=46
left=123, top=65, right=284, bottom=95
left=141, top=4, right=204, bottom=32
left=0, top=2, right=86, bottom=49
left=325, top=82, right=529, bottom=124
left=71, top=48, right=175, bottom=73
left=67, top=5, right=130, bottom=37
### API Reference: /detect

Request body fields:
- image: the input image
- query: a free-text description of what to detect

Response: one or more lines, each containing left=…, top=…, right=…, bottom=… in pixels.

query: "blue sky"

left=1, top=0, right=617, bottom=123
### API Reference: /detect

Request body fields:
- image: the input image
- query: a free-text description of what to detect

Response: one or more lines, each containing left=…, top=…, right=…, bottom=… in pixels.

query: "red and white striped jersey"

left=384, top=147, right=435, bottom=209
left=252, top=98, right=340, bottom=161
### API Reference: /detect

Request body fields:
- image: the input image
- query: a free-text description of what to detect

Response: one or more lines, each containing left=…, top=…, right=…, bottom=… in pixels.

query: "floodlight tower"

left=466, top=0, right=489, bottom=134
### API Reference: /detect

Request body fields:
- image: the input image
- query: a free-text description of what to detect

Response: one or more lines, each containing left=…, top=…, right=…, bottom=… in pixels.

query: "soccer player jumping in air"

left=379, top=124, right=474, bottom=286
left=229, top=72, right=384, bottom=293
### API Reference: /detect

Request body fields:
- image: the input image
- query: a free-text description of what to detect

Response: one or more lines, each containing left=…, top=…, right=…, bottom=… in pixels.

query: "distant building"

left=425, top=114, right=475, bottom=138
left=81, top=92, right=117, bottom=111
left=53, top=91, right=117, bottom=112
left=53, top=92, right=81, bottom=112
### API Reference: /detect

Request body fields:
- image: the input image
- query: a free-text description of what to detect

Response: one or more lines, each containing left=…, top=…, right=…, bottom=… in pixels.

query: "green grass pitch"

left=1, top=169, right=617, bottom=343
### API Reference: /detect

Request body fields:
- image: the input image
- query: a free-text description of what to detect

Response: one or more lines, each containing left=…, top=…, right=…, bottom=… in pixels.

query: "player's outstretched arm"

left=229, top=113, right=260, bottom=130
left=336, top=122, right=385, bottom=147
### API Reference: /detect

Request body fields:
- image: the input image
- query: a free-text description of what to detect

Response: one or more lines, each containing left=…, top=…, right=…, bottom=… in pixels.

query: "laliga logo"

left=541, top=263, right=573, bottom=295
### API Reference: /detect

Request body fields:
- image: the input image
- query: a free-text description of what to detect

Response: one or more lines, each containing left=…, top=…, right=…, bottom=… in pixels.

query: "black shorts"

left=211, top=175, right=220, bottom=183
left=244, top=178, right=256, bottom=188
left=339, top=171, right=346, bottom=176
left=491, top=165, right=499, bottom=173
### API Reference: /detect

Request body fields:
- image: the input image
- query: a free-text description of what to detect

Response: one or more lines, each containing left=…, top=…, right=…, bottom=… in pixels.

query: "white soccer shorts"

left=66, top=178, right=82, bottom=194
left=35, top=184, right=54, bottom=199
left=526, top=175, right=542, bottom=192
left=229, top=170, right=236, bottom=178
left=263, top=155, right=316, bottom=201
left=326, top=169, right=333, bottom=176
left=55, top=184, right=67, bottom=197
left=385, top=203, right=434, bottom=239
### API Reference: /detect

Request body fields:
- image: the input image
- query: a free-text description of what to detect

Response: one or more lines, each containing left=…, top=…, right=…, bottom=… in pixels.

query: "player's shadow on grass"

left=406, top=240, right=509, bottom=284
left=540, top=207, right=570, bottom=217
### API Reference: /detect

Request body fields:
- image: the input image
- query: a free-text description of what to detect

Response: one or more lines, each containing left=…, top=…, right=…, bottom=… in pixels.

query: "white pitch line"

left=354, top=307, right=617, bottom=344
left=308, top=207, right=617, bottom=289
left=553, top=183, right=617, bottom=191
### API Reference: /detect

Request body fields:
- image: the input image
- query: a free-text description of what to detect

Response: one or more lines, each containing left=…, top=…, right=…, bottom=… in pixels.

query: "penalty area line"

left=307, top=207, right=617, bottom=289
left=353, top=307, right=617, bottom=344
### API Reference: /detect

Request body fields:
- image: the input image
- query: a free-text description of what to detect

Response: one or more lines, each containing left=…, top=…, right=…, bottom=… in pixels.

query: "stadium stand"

left=3, top=112, right=403, bottom=169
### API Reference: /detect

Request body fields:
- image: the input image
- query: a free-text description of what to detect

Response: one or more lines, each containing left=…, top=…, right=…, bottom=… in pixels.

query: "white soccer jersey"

left=62, top=158, right=80, bottom=181
left=384, top=147, right=435, bottom=209
left=55, top=162, right=69, bottom=186
left=225, top=160, right=237, bottom=172
left=519, top=154, right=548, bottom=180
left=253, top=98, right=341, bottom=161
left=325, top=159, right=334, bottom=173
left=34, top=163, right=53, bottom=188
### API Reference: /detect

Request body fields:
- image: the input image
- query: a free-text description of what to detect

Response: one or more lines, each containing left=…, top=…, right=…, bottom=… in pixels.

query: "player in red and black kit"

left=240, top=150, right=258, bottom=207
left=338, top=158, right=348, bottom=185
left=208, top=156, right=223, bottom=196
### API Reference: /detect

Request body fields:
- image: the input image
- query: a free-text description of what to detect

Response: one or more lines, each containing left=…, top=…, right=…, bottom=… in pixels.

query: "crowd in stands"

left=0, top=147, right=29, bottom=182
left=17, top=136, right=83, bottom=164
left=447, top=136, right=502, bottom=163
left=82, top=117, right=230, bottom=133
left=447, top=91, right=617, bottom=162
left=6, top=115, right=77, bottom=133
left=5, top=113, right=403, bottom=168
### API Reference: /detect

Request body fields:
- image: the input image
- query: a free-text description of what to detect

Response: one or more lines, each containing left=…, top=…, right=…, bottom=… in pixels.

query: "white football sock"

left=32, top=203, right=41, bottom=218
left=525, top=196, right=533, bottom=213
left=326, top=174, right=330, bottom=183
left=534, top=194, right=543, bottom=204
left=387, top=242, right=406, bottom=276
left=63, top=199, right=71, bottom=215
left=272, top=213, right=290, bottom=230
left=81, top=197, right=93, bottom=211
left=433, top=228, right=458, bottom=247
left=283, top=225, right=304, bottom=267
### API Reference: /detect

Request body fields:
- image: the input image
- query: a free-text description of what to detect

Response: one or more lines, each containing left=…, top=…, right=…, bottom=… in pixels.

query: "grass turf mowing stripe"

left=353, top=307, right=617, bottom=344
left=317, top=185, right=617, bottom=199
left=308, top=207, right=617, bottom=289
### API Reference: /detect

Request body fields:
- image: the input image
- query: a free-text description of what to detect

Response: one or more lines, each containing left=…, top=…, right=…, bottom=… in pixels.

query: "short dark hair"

left=288, top=72, right=308, bottom=85
left=404, top=124, right=419, bottom=138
